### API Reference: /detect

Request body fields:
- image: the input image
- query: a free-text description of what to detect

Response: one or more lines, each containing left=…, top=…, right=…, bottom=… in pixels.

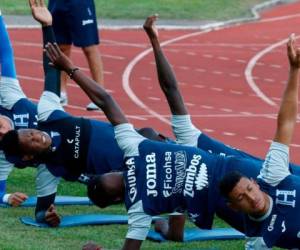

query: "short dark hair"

left=1, top=130, right=22, bottom=156
left=219, top=171, right=244, bottom=200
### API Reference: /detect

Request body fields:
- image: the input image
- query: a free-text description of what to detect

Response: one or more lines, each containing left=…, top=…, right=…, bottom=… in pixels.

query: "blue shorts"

left=48, top=0, right=99, bottom=47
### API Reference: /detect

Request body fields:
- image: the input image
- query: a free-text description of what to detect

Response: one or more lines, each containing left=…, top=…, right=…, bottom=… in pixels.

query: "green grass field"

left=1, top=0, right=266, bottom=20
left=0, top=0, right=285, bottom=249
left=1, top=168, right=249, bottom=250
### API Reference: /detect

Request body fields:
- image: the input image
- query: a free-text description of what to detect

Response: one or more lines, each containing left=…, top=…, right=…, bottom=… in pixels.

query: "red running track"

left=8, top=1, right=300, bottom=162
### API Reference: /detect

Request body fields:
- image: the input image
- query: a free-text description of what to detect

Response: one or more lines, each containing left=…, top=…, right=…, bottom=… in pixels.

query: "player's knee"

left=82, top=45, right=99, bottom=56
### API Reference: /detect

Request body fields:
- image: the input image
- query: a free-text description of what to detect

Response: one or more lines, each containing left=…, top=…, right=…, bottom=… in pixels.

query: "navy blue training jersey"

left=0, top=98, right=37, bottom=130
left=37, top=110, right=124, bottom=181
left=123, top=139, right=262, bottom=229
left=245, top=175, right=300, bottom=248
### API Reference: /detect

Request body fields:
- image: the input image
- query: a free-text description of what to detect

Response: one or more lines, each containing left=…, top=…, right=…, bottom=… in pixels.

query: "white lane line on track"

left=122, top=29, right=213, bottom=125
left=245, top=136, right=258, bottom=140
left=18, top=74, right=114, bottom=93
left=223, top=132, right=236, bottom=136
left=57, top=113, right=285, bottom=120
left=211, top=87, right=223, bottom=91
left=230, top=90, right=243, bottom=95
left=203, top=128, right=214, bottom=133
left=212, top=71, right=223, bottom=75
left=15, top=57, right=113, bottom=74
left=148, top=97, right=161, bottom=101
left=13, top=41, right=125, bottom=60
left=244, top=37, right=293, bottom=106
left=260, top=13, right=300, bottom=23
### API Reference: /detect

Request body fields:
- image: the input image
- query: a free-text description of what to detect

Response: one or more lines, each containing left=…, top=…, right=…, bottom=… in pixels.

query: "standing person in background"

left=48, top=0, right=104, bottom=110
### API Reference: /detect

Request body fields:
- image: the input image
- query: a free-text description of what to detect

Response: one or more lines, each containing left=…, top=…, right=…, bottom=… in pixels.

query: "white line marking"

left=122, top=29, right=212, bottom=125
left=212, top=71, right=223, bottom=75
left=240, top=112, right=252, bottom=115
left=220, top=108, right=232, bottom=112
left=15, top=56, right=112, bottom=74
left=245, top=136, right=258, bottom=140
left=148, top=97, right=161, bottom=101
left=218, top=56, right=229, bottom=61
left=270, top=64, right=281, bottom=68
left=230, top=90, right=243, bottom=95
left=244, top=37, right=294, bottom=106
left=127, top=115, right=148, bottom=120
left=18, top=75, right=114, bottom=93
left=186, top=102, right=195, bottom=107
left=201, top=105, right=214, bottom=109
left=193, top=84, right=205, bottom=88
left=223, top=132, right=235, bottom=136
left=211, top=87, right=223, bottom=91
left=179, top=66, right=190, bottom=70
left=203, top=128, right=214, bottom=133
left=264, top=78, right=275, bottom=82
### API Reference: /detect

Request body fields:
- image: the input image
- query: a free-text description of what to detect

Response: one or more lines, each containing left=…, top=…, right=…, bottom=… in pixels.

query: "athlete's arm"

left=30, top=0, right=61, bottom=97
left=35, top=194, right=60, bottom=227
left=144, top=15, right=187, bottom=116
left=45, top=43, right=128, bottom=126
left=35, top=165, right=61, bottom=226
left=122, top=201, right=152, bottom=250
left=274, top=34, right=300, bottom=146
left=259, top=35, right=300, bottom=185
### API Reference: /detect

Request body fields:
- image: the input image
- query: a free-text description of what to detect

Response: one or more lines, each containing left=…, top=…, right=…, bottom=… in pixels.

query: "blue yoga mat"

left=21, top=214, right=162, bottom=228
left=21, top=214, right=129, bottom=227
left=0, top=196, right=92, bottom=208
left=147, top=228, right=245, bottom=242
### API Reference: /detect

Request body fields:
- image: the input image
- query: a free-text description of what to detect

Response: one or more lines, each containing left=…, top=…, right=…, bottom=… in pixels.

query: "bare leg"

left=82, top=44, right=104, bottom=110
left=82, top=44, right=104, bottom=85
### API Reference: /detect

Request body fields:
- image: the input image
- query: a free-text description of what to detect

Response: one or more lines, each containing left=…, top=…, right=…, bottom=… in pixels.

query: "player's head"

left=1, top=128, right=52, bottom=161
left=219, top=171, right=268, bottom=216
left=0, top=115, right=14, bottom=140
left=87, top=172, right=125, bottom=208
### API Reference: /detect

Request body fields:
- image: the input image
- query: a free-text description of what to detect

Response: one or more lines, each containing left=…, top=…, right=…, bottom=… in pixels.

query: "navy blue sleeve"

left=42, top=26, right=60, bottom=96
left=35, top=192, right=56, bottom=223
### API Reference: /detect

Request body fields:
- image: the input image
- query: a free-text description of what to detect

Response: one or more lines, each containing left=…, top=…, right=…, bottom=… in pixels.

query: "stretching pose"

left=219, top=35, right=300, bottom=248
left=0, top=9, right=48, bottom=206
left=44, top=23, right=299, bottom=249
left=144, top=15, right=300, bottom=240
left=0, top=0, right=169, bottom=226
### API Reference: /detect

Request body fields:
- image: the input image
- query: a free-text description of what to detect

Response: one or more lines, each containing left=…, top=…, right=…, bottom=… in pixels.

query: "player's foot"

left=86, top=102, right=100, bottom=111
left=60, top=92, right=68, bottom=106
left=143, top=14, right=159, bottom=39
